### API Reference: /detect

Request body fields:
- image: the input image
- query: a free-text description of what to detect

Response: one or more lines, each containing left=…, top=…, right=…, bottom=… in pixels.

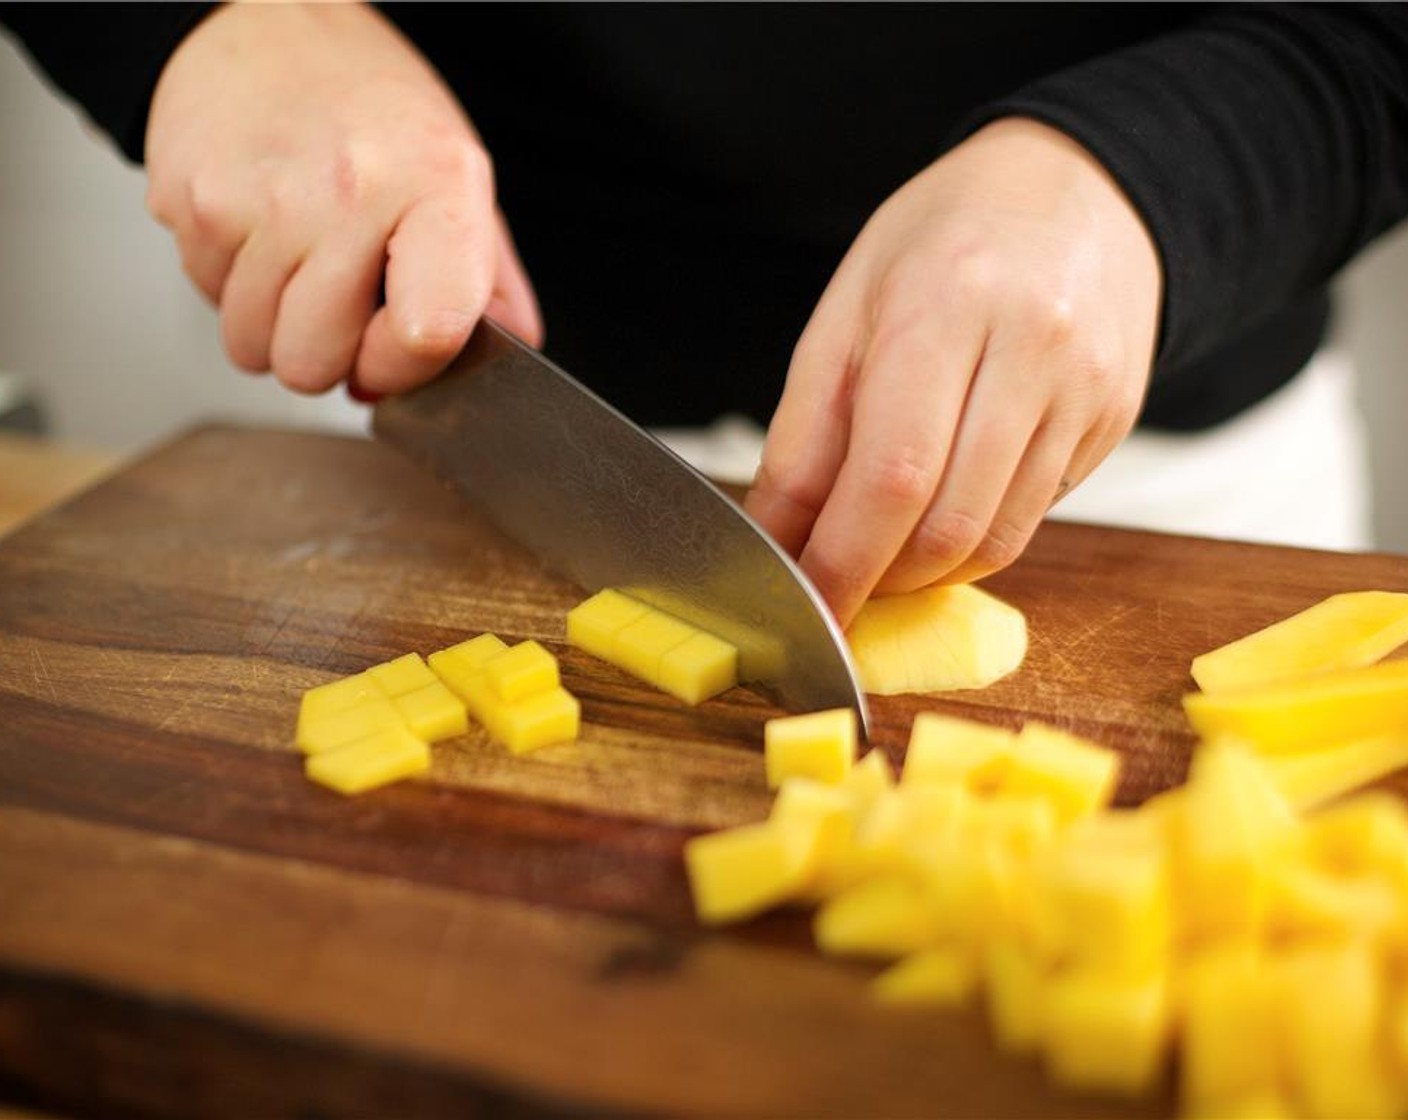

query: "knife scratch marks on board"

left=27, top=643, right=59, bottom=704
left=416, top=905, right=472, bottom=1017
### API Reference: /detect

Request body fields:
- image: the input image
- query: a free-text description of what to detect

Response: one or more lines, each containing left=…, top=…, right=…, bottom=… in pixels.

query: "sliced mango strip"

left=1191, top=590, right=1408, bottom=695
left=1184, top=658, right=1408, bottom=753
left=1262, top=735, right=1408, bottom=810
left=567, top=589, right=738, bottom=705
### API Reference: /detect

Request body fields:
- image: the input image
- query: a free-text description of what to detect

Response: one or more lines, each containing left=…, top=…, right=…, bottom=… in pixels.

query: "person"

left=3, top=3, right=1406, bottom=626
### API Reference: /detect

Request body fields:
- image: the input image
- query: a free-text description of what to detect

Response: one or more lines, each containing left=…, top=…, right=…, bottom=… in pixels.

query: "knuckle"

left=329, top=139, right=383, bottom=209
left=911, top=508, right=985, bottom=567
left=186, top=171, right=241, bottom=241
left=969, top=518, right=1029, bottom=573
left=865, top=448, right=936, bottom=510
left=1029, top=291, right=1079, bottom=349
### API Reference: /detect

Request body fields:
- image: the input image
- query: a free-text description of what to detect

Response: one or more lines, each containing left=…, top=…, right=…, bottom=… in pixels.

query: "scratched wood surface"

left=3, top=424, right=1408, bottom=1119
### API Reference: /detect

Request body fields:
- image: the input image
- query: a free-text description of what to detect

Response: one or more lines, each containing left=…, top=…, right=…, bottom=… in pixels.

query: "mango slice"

left=846, top=582, right=1027, bottom=695
left=1191, top=590, right=1408, bottom=695
left=567, top=589, right=738, bottom=705
left=1263, top=735, right=1408, bottom=810
left=304, top=724, right=431, bottom=796
left=1183, top=658, right=1408, bottom=753
left=764, top=707, right=857, bottom=789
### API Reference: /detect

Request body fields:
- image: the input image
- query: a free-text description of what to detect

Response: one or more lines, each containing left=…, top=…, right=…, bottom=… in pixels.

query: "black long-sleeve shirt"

left=4, top=2, right=1407, bottom=432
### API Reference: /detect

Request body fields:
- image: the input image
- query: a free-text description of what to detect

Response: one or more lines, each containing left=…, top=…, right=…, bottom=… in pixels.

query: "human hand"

left=744, top=118, right=1162, bottom=626
left=144, top=2, right=541, bottom=398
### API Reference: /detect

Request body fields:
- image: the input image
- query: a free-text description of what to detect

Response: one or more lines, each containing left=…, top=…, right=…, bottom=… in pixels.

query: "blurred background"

left=4, top=31, right=1408, bottom=548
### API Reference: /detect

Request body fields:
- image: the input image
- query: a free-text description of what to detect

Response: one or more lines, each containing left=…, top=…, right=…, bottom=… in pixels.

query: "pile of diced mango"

left=686, top=590, right=1408, bottom=1119
left=296, top=635, right=580, bottom=794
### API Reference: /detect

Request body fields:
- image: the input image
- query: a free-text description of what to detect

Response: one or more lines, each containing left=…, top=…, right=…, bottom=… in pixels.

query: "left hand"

left=744, top=117, right=1163, bottom=626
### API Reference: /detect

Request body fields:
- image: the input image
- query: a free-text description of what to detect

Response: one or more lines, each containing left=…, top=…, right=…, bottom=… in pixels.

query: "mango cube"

left=1003, top=722, right=1120, bottom=823
left=685, top=821, right=817, bottom=924
left=565, top=588, right=651, bottom=660
left=611, top=611, right=697, bottom=682
left=296, top=694, right=404, bottom=755
left=658, top=630, right=738, bottom=705
left=842, top=749, right=895, bottom=814
left=983, top=936, right=1046, bottom=1054
left=814, top=874, right=942, bottom=958
left=902, top=713, right=1015, bottom=792
left=1191, top=590, right=1408, bottom=695
left=846, top=582, right=1027, bottom=695
left=428, top=634, right=510, bottom=700
left=1263, top=856, right=1402, bottom=943
left=1183, top=657, right=1408, bottom=754
left=484, top=640, right=560, bottom=703
left=764, top=707, right=857, bottom=789
left=496, top=687, right=580, bottom=755
left=872, top=946, right=978, bottom=1007
left=391, top=680, right=469, bottom=742
left=367, top=652, right=438, bottom=696
left=299, top=671, right=380, bottom=721
left=304, top=725, right=431, bottom=795
left=1180, top=945, right=1281, bottom=1116
left=771, top=779, right=855, bottom=880
left=1042, top=967, right=1169, bottom=1098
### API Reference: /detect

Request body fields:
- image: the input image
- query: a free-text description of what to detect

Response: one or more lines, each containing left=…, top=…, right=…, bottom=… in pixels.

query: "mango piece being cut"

left=304, top=724, right=431, bottom=796
left=846, top=582, right=1027, bottom=695
left=764, top=707, right=857, bottom=789
left=1183, top=658, right=1408, bottom=754
left=1191, top=590, right=1408, bottom=695
left=567, top=589, right=738, bottom=705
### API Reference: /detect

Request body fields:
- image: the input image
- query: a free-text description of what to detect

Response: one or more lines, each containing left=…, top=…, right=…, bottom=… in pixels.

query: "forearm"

left=964, top=3, right=1408, bottom=375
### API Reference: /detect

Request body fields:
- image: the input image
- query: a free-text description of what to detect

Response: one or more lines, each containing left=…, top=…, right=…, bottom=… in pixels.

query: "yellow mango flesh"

left=1191, top=590, right=1408, bottom=694
left=1003, top=722, right=1120, bottom=823
left=1180, top=945, right=1281, bottom=1116
left=902, top=712, right=1015, bottom=792
left=304, top=725, right=431, bottom=796
left=484, top=639, right=560, bottom=703
left=1042, top=966, right=1170, bottom=1098
left=764, top=707, right=857, bottom=789
left=567, top=589, right=738, bottom=705
left=872, top=946, right=977, bottom=1007
left=1183, top=657, right=1408, bottom=753
left=846, top=582, right=1027, bottom=695
left=684, top=821, right=816, bottom=925
left=1264, top=735, right=1408, bottom=810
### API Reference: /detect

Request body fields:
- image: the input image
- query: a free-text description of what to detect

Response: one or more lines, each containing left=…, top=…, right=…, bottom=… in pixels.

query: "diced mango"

left=391, top=680, right=469, bottom=742
left=1191, top=591, right=1408, bottom=695
left=611, top=611, right=697, bottom=682
left=963, top=795, right=1058, bottom=859
left=299, top=671, right=380, bottom=721
left=1039, top=827, right=1169, bottom=974
left=295, top=694, right=404, bottom=755
left=841, top=749, right=895, bottom=815
left=1183, top=658, right=1408, bottom=754
left=1263, top=856, right=1402, bottom=944
left=1042, top=966, right=1169, bottom=1098
left=1304, top=791, right=1408, bottom=880
left=428, top=634, right=510, bottom=700
left=565, top=588, right=652, bottom=660
left=685, top=821, right=817, bottom=925
left=983, top=936, right=1046, bottom=1054
left=496, top=687, right=580, bottom=755
left=1180, top=945, right=1281, bottom=1118
left=658, top=630, right=738, bottom=705
left=902, top=713, right=1015, bottom=792
left=304, top=725, right=431, bottom=795
left=1176, top=741, right=1297, bottom=943
left=846, top=582, right=1027, bottom=696
left=484, top=639, right=560, bottom=703
left=771, top=778, right=855, bottom=880
left=872, top=946, right=978, bottom=1007
left=367, top=652, right=438, bottom=696
left=804, top=787, right=909, bottom=901
left=1265, top=735, right=1408, bottom=811
left=1271, top=940, right=1402, bottom=1120
left=814, top=874, right=942, bottom=958
left=764, top=707, right=857, bottom=789
left=1003, top=722, right=1120, bottom=823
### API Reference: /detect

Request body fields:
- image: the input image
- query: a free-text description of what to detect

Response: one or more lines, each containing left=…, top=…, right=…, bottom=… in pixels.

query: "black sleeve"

left=0, top=2, right=218, bottom=163
left=965, top=3, right=1408, bottom=377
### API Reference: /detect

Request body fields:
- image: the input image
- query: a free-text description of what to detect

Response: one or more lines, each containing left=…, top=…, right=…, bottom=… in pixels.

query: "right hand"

left=145, top=2, right=541, bottom=398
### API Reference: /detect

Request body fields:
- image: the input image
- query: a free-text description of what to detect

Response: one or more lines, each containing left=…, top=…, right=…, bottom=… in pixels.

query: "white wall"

left=3, top=30, right=1407, bottom=550
left=0, top=33, right=365, bottom=452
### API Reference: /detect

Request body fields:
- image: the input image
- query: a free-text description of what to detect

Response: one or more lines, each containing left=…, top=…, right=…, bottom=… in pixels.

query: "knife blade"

left=372, top=319, right=869, bottom=733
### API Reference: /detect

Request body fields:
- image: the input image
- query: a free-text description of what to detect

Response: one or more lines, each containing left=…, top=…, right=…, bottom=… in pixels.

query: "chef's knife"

left=372, top=319, right=870, bottom=734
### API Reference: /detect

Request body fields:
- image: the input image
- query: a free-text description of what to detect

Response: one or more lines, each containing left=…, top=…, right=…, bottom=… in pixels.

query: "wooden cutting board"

left=3, top=424, right=1407, bottom=1119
